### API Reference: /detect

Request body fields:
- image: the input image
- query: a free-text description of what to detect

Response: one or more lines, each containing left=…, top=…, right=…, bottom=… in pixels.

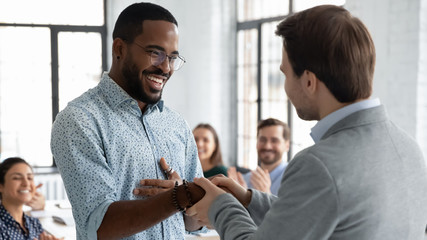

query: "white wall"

left=107, top=1, right=237, bottom=166
left=346, top=0, right=427, bottom=159
left=417, top=0, right=427, bottom=159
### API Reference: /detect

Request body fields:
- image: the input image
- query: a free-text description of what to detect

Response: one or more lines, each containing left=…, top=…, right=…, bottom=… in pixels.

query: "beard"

left=258, top=150, right=282, bottom=166
left=121, top=57, right=169, bottom=104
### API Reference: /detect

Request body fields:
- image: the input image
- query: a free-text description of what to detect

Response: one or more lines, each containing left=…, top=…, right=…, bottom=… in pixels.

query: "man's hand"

left=210, top=175, right=252, bottom=207
left=227, top=167, right=248, bottom=188
left=186, top=177, right=226, bottom=226
left=250, top=167, right=271, bottom=194
left=133, top=158, right=181, bottom=197
left=26, top=183, right=46, bottom=210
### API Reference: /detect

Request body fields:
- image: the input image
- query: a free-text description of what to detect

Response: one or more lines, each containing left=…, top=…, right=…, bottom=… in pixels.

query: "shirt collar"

left=310, top=98, right=381, bottom=143
left=100, top=72, right=164, bottom=113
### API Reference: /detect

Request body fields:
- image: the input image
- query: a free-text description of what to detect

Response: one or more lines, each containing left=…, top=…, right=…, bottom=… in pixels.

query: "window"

left=236, top=0, right=345, bottom=169
left=0, top=0, right=106, bottom=167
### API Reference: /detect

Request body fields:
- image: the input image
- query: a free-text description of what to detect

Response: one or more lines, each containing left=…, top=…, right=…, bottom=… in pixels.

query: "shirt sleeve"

left=208, top=152, right=340, bottom=240
left=51, top=106, right=115, bottom=239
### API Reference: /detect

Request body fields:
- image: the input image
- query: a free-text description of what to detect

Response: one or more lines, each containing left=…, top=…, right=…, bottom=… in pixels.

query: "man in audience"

left=228, top=118, right=290, bottom=195
left=51, top=2, right=205, bottom=239
left=187, top=5, right=427, bottom=239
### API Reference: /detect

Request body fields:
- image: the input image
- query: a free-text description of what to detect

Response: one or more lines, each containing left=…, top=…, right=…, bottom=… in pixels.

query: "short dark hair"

left=257, top=118, right=290, bottom=141
left=193, top=123, right=224, bottom=166
left=112, top=2, right=178, bottom=42
left=0, top=157, right=32, bottom=199
left=275, top=5, right=375, bottom=102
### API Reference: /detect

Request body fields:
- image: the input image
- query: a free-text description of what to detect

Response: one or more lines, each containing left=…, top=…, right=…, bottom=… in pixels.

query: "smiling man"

left=51, top=2, right=205, bottom=239
left=241, top=118, right=290, bottom=195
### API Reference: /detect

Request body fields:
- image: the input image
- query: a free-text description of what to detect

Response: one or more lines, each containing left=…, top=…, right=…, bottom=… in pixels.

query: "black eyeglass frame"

left=130, top=41, right=186, bottom=71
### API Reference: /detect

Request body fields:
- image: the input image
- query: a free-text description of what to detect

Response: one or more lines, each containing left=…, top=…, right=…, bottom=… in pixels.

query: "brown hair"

left=275, top=5, right=375, bottom=102
left=257, top=118, right=290, bottom=141
left=193, top=123, right=224, bottom=166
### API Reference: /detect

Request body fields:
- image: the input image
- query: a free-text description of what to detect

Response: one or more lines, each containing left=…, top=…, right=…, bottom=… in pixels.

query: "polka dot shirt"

left=51, top=72, right=204, bottom=240
left=0, top=204, right=43, bottom=240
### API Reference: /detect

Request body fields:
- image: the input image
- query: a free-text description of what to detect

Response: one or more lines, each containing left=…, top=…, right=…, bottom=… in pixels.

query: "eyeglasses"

left=132, top=42, right=186, bottom=71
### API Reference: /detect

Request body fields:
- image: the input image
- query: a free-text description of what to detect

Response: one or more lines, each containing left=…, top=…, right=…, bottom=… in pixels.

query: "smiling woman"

left=193, top=123, right=228, bottom=178
left=0, top=157, right=62, bottom=239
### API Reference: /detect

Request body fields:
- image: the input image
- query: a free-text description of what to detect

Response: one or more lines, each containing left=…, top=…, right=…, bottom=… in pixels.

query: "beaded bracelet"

left=183, top=179, right=193, bottom=208
left=172, top=181, right=185, bottom=212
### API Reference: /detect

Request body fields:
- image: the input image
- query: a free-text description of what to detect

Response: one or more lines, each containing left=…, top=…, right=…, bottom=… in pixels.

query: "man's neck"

left=261, top=160, right=282, bottom=173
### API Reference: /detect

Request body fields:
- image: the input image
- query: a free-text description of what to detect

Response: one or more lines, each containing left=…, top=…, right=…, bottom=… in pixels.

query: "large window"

left=0, top=0, right=107, bottom=167
left=236, top=0, right=345, bottom=169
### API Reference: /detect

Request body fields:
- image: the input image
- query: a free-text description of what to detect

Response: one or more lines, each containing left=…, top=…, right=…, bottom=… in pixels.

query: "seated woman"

left=193, top=123, right=228, bottom=178
left=0, top=157, right=62, bottom=240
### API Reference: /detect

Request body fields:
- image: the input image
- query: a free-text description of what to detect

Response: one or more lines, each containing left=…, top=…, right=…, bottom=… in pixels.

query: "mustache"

left=259, top=149, right=276, bottom=153
left=143, top=69, right=170, bottom=79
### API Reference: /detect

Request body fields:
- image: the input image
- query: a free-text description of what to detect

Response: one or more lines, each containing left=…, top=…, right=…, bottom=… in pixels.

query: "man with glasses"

left=51, top=2, right=205, bottom=239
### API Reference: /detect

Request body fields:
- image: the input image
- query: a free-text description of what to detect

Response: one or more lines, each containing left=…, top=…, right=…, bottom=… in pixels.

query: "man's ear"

left=112, top=38, right=126, bottom=60
left=301, top=70, right=318, bottom=97
left=284, top=140, right=290, bottom=152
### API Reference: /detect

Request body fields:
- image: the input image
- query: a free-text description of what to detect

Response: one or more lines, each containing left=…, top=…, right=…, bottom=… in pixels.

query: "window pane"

left=0, top=0, right=104, bottom=26
left=58, top=32, right=102, bottom=110
left=293, top=0, right=345, bottom=12
left=261, top=22, right=287, bottom=120
left=0, top=27, right=52, bottom=166
left=237, top=29, right=259, bottom=169
left=237, top=0, right=290, bottom=22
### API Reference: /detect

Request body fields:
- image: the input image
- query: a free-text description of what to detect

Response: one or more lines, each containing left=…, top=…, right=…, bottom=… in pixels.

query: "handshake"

left=132, top=158, right=252, bottom=227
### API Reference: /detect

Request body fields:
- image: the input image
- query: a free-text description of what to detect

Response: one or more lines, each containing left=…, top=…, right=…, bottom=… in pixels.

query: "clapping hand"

left=26, top=183, right=46, bottom=210
left=250, top=166, right=271, bottom=194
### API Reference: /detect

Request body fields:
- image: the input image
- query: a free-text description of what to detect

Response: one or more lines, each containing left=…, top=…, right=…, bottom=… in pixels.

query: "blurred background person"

left=193, top=123, right=228, bottom=178
left=228, top=118, right=290, bottom=195
left=0, top=157, right=62, bottom=239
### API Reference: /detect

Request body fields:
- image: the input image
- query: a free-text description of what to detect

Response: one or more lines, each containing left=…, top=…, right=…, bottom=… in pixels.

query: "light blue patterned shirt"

left=51, top=72, right=204, bottom=240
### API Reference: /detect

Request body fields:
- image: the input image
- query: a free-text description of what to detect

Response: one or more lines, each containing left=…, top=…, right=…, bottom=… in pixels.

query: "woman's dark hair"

left=276, top=5, right=375, bottom=102
left=0, top=157, right=32, bottom=198
left=112, top=2, right=178, bottom=42
left=193, top=124, right=224, bottom=166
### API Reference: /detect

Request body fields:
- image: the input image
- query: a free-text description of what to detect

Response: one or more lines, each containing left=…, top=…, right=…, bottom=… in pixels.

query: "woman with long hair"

left=193, top=124, right=228, bottom=178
